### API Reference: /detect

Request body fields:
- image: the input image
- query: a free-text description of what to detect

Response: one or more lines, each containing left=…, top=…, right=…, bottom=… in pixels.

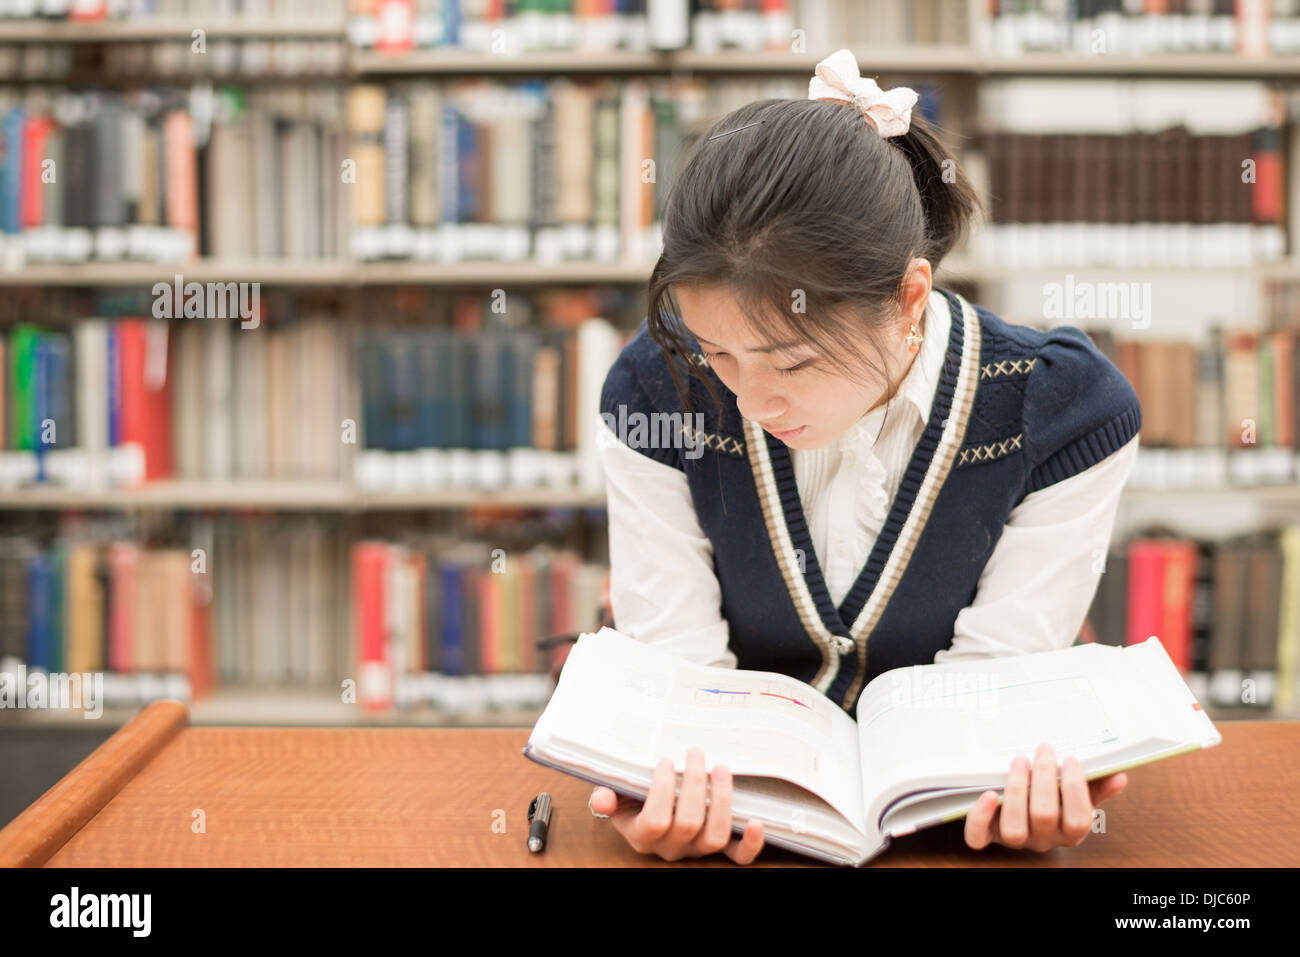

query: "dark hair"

left=647, top=95, right=983, bottom=436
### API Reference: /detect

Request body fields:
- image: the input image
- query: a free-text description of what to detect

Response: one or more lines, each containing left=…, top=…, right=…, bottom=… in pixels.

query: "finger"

left=626, top=757, right=677, bottom=850
left=665, top=747, right=709, bottom=850
left=1088, top=771, right=1128, bottom=805
left=696, top=762, right=735, bottom=854
left=963, top=791, right=1000, bottom=850
left=1028, top=743, right=1061, bottom=841
left=1058, top=757, right=1093, bottom=846
left=998, top=755, right=1031, bottom=847
left=724, top=819, right=765, bottom=865
left=589, top=786, right=616, bottom=818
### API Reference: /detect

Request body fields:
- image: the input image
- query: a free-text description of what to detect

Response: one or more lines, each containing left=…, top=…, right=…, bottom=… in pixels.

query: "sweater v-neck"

left=741, top=287, right=981, bottom=686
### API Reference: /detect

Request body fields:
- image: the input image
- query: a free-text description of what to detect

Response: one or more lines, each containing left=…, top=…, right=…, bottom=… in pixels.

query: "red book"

left=107, top=542, right=138, bottom=673
left=1158, top=540, right=1197, bottom=674
left=189, top=564, right=215, bottom=700
left=1126, top=539, right=1168, bottom=652
left=68, top=0, right=107, bottom=21
left=21, top=114, right=53, bottom=229
left=353, top=542, right=392, bottom=713
left=116, top=318, right=174, bottom=484
left=478, top=568, right=499, bottom=673
left=375, top=0, right=414, bottom=53
left=520, top=554, right=537, bottom=673
left=550, top=551, right=577, bottom=635
left=407, top=550, right=427, bottom=673
left=163, top=110, right=198, bottom=257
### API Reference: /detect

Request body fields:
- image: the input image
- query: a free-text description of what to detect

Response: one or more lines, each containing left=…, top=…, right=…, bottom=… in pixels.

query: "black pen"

left=527, top=792, right=552, bottom=853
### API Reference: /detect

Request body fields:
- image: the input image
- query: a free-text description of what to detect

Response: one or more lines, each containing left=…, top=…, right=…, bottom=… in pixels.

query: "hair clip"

left=707, top=120, right=764, bottom=140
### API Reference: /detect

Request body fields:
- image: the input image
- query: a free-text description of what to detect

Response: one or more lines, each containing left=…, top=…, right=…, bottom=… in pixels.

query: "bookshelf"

left=2, top=0, right=1299, bottom=727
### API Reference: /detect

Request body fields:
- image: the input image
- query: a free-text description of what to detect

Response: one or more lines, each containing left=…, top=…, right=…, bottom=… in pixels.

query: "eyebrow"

left=685, top=328, right=806, bottom=355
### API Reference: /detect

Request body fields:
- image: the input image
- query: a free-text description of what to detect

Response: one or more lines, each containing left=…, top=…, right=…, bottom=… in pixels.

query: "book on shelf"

left=974, top=78, right=1285, bottom=268
left=353, top=314, right=623, bottom=492
left=0, top=517, right=610, bottom=717
left=1, top=314, right=355, bottom=489
left=0, top=0, right=350, bottom=23
left=0, top=85, right=347, bottom=268
left=1, top=306, right=626, bottom=494
left=1079, top=324, right=1300, bottom=488
left=524, top=626, right=1222, bottom=866
left=690, top=0, right=970, bottom=55
left=977, top=0, right=1300, bottom=57
left=1084, top=528, right=1300, bottom=713
left=342, top=70, right=951, bottom=266
left=351, top=536, right=607, bottom=712
left=347, top=76, right=670, bottom=264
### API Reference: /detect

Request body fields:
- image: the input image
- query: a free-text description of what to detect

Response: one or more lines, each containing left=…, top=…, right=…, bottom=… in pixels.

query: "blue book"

left=439, top=562, right=465, bottom=676
left=472, top=331, right=509, bottom=451
left=106, top=323, right=121, bottom=447
left=357, top=337, right=390, bottom=450
left=508, top=329, right=538, bottom=448
left=440, top=104, right=461, bottom=226
left=415, top=330, right=441, bottom=449
left=442, top=0, right=460, bottom=47
left=49, top=542, right=66, bottom=674
left=27, top=552, right=53, bottom=671
left=387, top=330, right=420, bottom=451
left=32, top=333, right=49, bottom=481
left=1, top=108, right=23, bottom=236
left=42, top=331, right=70, bottom=451
left=447, top=333, right=472, bottom=448
left=457, top=111, right=477, bottom=223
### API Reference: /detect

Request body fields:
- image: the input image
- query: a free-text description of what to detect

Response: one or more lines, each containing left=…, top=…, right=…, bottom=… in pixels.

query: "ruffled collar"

left=793, top=288, right=952, bottom=527
left=830, top=287, right=951, bottom=454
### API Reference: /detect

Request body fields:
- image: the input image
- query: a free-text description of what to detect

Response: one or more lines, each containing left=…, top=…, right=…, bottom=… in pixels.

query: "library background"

left=2, top=0, right=1300, bottom=824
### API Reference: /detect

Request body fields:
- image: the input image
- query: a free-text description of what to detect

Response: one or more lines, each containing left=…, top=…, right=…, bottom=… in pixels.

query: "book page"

left=852, top=639, right=1218, bottom=836
left=534, top=628, right=866, bottom=829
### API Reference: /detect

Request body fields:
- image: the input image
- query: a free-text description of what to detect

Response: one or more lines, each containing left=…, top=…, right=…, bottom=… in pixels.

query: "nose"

left=734, top=378, right=787, bottom=425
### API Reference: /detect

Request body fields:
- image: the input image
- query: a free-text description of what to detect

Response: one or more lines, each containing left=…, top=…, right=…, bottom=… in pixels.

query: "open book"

left=523, top=627, right=1222, bottom=866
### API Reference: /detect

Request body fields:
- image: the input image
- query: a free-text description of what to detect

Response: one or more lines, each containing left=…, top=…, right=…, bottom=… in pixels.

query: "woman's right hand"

left=588, top=747, right=765, bottom=864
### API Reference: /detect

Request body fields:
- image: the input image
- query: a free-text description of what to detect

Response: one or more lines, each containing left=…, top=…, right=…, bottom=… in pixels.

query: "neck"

left=865, top=312, right=925, bottom=415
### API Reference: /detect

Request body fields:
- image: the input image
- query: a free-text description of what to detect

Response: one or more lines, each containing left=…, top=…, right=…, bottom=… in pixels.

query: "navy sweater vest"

left=599, top=287, right=1142, bottom=716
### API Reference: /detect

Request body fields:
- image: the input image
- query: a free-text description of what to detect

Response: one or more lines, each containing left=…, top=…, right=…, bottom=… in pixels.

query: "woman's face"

left=673, top=268, right=930, bottom=451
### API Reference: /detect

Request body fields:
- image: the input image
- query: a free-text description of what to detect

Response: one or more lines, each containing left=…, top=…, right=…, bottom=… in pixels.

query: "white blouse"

left=596, top=288, right=1140, bottom=671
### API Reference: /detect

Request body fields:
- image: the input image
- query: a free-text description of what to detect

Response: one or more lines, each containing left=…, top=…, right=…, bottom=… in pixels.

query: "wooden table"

left=2, top=701, right=1296, bottom=866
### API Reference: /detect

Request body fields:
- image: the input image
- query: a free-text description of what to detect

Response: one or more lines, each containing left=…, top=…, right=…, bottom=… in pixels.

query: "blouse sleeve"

left=595, top=409, right=738, bottom=669
left=932, top=432, right=1139, bottom=664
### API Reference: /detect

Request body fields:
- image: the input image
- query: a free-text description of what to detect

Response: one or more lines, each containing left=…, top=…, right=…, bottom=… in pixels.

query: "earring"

left=904, top=323, right=923, bottom=355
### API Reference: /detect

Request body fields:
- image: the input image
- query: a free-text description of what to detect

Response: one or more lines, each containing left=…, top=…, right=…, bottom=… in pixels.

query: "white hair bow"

left=808, top=48, right=918, bottom=139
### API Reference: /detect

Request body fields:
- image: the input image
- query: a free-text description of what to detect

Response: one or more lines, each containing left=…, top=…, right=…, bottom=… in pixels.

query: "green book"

left=8, top=324, right=40, bottom=451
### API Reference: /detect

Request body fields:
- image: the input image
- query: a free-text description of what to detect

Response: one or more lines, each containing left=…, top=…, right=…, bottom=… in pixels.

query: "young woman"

left=588, top=50, right=1140, bottom=864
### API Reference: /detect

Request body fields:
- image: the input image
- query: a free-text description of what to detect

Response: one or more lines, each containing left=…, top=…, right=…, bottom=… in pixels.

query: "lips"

left=765, top=425, right=806, bottom=441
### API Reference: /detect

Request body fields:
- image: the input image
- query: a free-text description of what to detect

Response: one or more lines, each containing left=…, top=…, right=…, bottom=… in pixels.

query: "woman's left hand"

left=964, top=743, right=1127, bottom=853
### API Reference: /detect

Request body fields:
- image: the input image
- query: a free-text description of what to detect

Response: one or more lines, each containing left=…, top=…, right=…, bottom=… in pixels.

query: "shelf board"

left=0, top=260, right=355, bottom=287
left=351, top=48, right=674, bottom=74
left=4, top=479, right=1300, bottom=511
left=0, top=687, right=545, bottom=726
left=1, top=255, right=1293, bottom=286
left=0, top=28, right=1293, bottom=79
left=1123, top=483, right=1300, bottom=503
left=0, top=19, right=347, bottom=41
left=351, top=47, right=1300, bottom=78
left=0, top=480, right=607, bottom=511
left=354, top=258, right=655, bottom=285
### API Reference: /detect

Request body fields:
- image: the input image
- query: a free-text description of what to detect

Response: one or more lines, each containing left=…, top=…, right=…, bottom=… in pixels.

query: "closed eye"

left=778, top=358, right=817, bottom=376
